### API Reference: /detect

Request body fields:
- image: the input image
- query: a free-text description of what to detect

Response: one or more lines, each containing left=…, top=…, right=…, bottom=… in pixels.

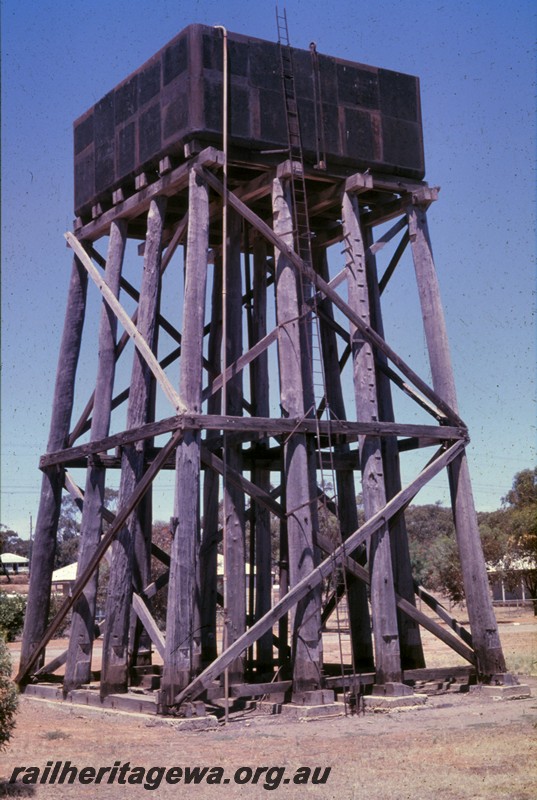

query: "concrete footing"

left=470, top=683, right=532, bottom=701
left=23, top=683, right=218, bottom=727
left=278, top=701, right=346, bottom=720
left=364, top=692, right=428, bottom=711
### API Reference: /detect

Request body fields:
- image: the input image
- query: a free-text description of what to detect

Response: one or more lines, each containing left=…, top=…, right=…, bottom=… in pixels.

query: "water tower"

left=18, top=18, right=512, bottom=715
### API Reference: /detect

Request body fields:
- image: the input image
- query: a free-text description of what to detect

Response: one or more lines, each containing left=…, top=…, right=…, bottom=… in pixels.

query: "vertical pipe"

left=214, top=23, right=231, bottom=718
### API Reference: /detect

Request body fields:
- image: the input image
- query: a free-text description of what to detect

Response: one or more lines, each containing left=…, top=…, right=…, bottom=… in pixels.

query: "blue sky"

left=1, top=0, right=535, bottom=537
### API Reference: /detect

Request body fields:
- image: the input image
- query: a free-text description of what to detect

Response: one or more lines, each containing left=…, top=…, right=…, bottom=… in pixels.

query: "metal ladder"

left=276, top=8, right=355, bottom=711
left=276, top=7, right=314, bottom=273
left=276, top=5, right=337, bottom=510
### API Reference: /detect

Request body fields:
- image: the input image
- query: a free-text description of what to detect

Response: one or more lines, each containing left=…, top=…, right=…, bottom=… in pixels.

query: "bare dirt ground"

left=2, top=606, right=536, bottom=799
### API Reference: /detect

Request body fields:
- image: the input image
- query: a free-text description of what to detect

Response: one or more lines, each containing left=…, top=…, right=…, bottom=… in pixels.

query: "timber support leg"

left=343, top=188, right=403, bottom=686
left=273, top=172, right=322, bottom=697
left=99, top=201, right=166, bottom=697
left=20, top=255, right=88, bottom=682
left=408, top=200, right=508, bottom=679
left=162, top=168, right=209, bottom=704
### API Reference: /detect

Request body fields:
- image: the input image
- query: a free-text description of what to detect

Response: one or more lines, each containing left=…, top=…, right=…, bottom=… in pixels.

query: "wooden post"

left=273, top=173, right=322, bottom=695
left=363, top=223, right=425, bottom=670
left=222, top=209, right=246, bottom=684
left=162, top=169, right=209, bottom=701
left=63, top=221, right=127, bottom=692
left=20, top=255, right=88, bottom=676
left=200, top=258, right=222, bottom=666
left=342, top=189, right=402, bottom=685
left=407, top=201, right=507, bottom=677
left=314, top=246, right=375, bottom=671
left=100, top=198, right=166, bottom=696
left=250, top=234, right=273, bottom=675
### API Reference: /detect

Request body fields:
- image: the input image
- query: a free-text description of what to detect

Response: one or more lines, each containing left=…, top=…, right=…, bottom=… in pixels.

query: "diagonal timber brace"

left=195, top=164, right=465, bottom=428
left=65, top=232, right=188, bottom=415
left=15, top=429, right=183, bottom=686
left=172, top=439, right=467, bottom=708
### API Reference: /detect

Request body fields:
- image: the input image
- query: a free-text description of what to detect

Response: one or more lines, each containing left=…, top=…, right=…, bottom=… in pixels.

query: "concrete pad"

left=372, top=682, right=414, bottom=697
left=70, top=689, right=104, bottom=708
left=24, top=684, right=62, bottom=701
left=280, top=702, right=346, bottom=721
left=107, top=692, right=158, bottom=714
left=364, top=693, right=428, bottom=711
left=291, top=689, right=335, bottom=705
left=471, top=684, right=532, bottom=700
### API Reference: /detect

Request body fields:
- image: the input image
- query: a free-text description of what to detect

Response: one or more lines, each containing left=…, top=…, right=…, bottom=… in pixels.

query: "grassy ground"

left=1, top=602, right=536, bottom=799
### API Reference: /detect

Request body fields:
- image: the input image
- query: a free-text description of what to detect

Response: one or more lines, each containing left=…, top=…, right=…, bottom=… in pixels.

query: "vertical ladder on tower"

left=276, top=7, right=314, bottom=273
left=276, top=9, right=355, bottom=707
left=276, top=6, right=336, bottom=509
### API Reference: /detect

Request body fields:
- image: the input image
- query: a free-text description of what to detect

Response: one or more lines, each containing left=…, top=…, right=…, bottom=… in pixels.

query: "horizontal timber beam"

left=76, top=148, right=223, bottom=242
left=40, top=415, right=466, bottom=469
left=15, top=430, right=183, bottom=686
left=173, top=440, right=467, bottom=707
left=196, top=164, right=465, bottom=428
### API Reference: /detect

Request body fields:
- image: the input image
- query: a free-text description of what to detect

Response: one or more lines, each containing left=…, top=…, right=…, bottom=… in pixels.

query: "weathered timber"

left=273, top=174, right=322, bottom=693
left=314, top=245, right=374, bottom=671
left=131, top=594, right=165, bottom=658
left=67, top=214, right=188, bottom=446
left=202, top=327, right=278, bottom=403
left=173, top=440, right=466, bottom=706
left=343, top=188, right=402, bottom=684
left=89, top=243, right=183, bottom=348
left=15, top=430, right=183, bottom=686
left=325, top=665, right=475, bottom=691
left=76, top=147, right=223, bottom=242
left=407, top=201, right=507, bottom=677
left=323, top=550, right=475, bottom=664
left=201, top=449, right=283, bottom=520
left=41, top=417, right=464, bottom=469
left=64, top=220, right=127, bottom=692
left=223, top=209, right=247, bottom=684
left=100, top=197, right=167, bottom=696
left=378, top=229, right=410, bottom=295
left=65, top=232, right=186, bottom=415
left=196, top=164, right=465, bottom=428
left=206, top=680, right=293, bottom=700
left=403, top=665, right=475, bottom=683
left=251, top=234, right=273, bottom=673
left=20, top=255, right=88, bottom=677
left=200, top=258, right=222, bottom=665
left=415, top=584, right=473, bottom=647
left=368, top=216, right=407, bottom=256
left=162, top=169, right=209, bottom=701
left=363, top=221, right=425, bottom=669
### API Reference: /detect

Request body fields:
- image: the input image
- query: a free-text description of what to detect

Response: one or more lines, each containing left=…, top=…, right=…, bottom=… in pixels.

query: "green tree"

left=0, top=635, right=18, bottom=750
left=0, top=592, right=27, bottom=642
left=404, top=503, right=464, bottom=599
left=502, top=468, right=537, bottom=612
left=54, top=488, right=119, bottom=569
left=0, top=525, right=30, bottom=559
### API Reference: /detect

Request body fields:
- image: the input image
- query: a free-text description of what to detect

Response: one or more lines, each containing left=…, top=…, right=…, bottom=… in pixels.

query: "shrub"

left=0, top=592, right=27, bottom=642
left=0, top=634, right=18, bottom=749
